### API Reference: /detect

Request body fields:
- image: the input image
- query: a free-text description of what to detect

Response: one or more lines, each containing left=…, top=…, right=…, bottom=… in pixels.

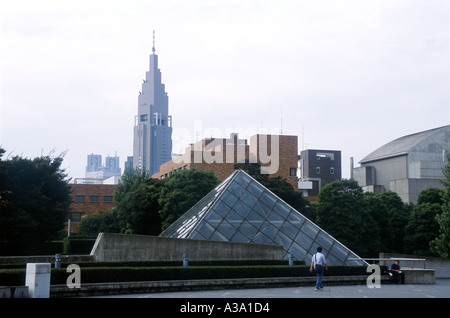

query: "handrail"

left=348, top=258, right=426, bottom=269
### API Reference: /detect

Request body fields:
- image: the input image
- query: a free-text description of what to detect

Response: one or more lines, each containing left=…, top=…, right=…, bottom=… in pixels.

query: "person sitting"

left=389, top=260, right=405, bottom=284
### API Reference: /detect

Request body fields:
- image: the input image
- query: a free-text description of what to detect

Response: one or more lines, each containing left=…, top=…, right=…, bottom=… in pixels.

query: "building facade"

left=352, top=125, right=450, bottom=203
left=67, top=184, right=116, bottom=232
left=153, top=133, right=299, bottom=190
left=298, top=149, right=342, bottom=197
left=133, top=35, right=172, bottom=176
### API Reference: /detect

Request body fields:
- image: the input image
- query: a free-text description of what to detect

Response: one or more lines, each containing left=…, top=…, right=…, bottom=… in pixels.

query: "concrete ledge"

left=50, top=275, right=392, bottom=297
left=403, top=269, right=435, bottom=284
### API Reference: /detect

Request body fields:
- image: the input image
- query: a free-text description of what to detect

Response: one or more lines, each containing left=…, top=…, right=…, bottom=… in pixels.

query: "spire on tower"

left=152, top=30, right=156, bottom=54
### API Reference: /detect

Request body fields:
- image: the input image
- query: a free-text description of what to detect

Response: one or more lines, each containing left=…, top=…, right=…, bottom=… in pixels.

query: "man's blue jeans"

left=315, top=271, right=323, bottom=289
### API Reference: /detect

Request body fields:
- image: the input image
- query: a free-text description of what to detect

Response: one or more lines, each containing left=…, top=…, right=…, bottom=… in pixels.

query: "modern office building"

left=160, top=170, right=365, bottom=265
left=298, top=149, right=342, bottom=197
left=133, top=32, right=173, bottom=176
left=85, top=154, right=121, bottom=183
left=86, top=154, right=102, bottom=173
left=352, top=125, right=450, bottom=203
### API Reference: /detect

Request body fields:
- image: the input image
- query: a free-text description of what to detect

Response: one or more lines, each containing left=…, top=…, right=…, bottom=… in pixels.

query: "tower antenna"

left=152, top=30, right=156, bottom=54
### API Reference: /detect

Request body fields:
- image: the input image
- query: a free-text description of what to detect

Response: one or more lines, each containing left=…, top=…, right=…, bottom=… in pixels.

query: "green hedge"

left=63, top=236, right=96, bottom=254
left=0, top=269, right=26, bottom=286
left=0, top=259, right=304, bottom=269
left=0, top=241, right=63, bottom=256
left=0, top=236, right=96, bottom=256
left=0, top=265, right=373, bottom=286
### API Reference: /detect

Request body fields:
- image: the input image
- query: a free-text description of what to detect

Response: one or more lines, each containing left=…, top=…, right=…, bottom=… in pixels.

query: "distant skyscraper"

left=133, top=31, right=173, bottom=175
left=86, top=154, right=102, bottom=173
left=85, top=153, right=121, bottom=183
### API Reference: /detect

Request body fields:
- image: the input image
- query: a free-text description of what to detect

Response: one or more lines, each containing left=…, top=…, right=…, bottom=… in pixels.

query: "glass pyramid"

left=160, top=170, right=366, bottom=265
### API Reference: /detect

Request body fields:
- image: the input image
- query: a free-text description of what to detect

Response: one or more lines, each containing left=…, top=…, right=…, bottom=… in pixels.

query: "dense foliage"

left=430, top=151, right=450, bottom=258
left=0, top=148, right=71, bottom=252
left=78, top=168, right=220, bottom=235
left=314, top=178, right=447, bottom=258
left=158, top=168, right=220, bottom=230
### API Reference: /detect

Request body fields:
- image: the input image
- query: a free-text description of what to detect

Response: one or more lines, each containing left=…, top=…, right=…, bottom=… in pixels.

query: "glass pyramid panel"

left=160, top=170, right=366, bottom=265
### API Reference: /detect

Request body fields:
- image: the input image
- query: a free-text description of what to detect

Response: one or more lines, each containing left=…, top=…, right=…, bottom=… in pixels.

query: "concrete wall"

left=90, top=233, right=285, bottom=262
left=389, top=178, right=444, bottom=204
left=402, top=269, right=435, bottom=284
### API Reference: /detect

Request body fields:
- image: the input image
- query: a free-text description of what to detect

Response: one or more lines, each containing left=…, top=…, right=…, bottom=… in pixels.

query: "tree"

left=374, top=191, right=410, bottom=254
left=77, top=210, right=120, bottom=236
left=404, top=202, right=441, bottom=256
left=0, top=148, right=71, bottom=249
left=315, top=179, right=378, bottom=257
left=403, top=188, right=443, bottom=256
left=363, top=193, right=390, bottom=253
left=417, top=188, right=444, bottom=206
left=158, top=169, right=220, bottom=231
left=113, top=168, right=163, bottom=235
left=431, top=151, right=450, bottom=258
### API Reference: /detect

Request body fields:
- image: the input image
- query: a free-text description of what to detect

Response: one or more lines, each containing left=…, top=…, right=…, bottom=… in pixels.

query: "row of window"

left=160, top=165, right=188, bottom=179
left=292, top=167, right=335, bottom=176
left=315, top=167, right=335, bottom=174
left=75, top=194, right=113, bottom=203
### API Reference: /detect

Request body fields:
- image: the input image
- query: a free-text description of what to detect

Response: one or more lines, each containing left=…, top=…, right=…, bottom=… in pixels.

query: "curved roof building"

left=352, top=125, right=450, bottom=203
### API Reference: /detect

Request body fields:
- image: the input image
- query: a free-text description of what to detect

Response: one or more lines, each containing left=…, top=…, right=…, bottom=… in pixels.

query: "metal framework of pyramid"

left=160, top=170, right=365, bottom=265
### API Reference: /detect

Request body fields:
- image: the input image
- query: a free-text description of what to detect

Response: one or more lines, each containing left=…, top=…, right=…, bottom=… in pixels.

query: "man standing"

left=310, top=246, right=328, bottom=290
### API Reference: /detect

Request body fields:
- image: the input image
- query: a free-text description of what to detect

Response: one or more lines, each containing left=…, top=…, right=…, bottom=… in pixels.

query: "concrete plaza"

left=96, top=279, right=450, bottom=298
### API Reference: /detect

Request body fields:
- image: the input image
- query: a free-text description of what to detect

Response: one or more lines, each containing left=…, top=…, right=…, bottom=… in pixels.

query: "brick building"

left=68, top=184, right=116, bottom=232
left=153, top=133, right=299, bottom=190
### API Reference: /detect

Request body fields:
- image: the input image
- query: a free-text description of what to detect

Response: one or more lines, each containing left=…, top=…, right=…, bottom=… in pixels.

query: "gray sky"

left=1, top=0, right=449, bottom=181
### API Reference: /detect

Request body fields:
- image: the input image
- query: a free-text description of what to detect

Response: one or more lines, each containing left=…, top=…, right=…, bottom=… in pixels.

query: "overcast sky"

left=1, top=0, right=449, bottom=181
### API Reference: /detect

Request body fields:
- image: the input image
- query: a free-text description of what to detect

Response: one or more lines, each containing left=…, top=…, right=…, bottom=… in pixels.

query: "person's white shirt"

left=312, top=252, right=326, bottom=265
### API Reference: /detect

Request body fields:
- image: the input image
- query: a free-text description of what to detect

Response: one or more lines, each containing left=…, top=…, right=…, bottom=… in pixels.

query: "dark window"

left=70, top=212, right=85, bottom=222
left=289, top=167, right=297, bottom=177
left=75, top=195, right=85, bottom=203
left=104, top=195, right=113, bottom=203
left=90, top=195, right=99, bottom=203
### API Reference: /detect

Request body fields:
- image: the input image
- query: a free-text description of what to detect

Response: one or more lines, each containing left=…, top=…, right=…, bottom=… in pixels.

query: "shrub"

left=0, top=264, right=369, bottom=286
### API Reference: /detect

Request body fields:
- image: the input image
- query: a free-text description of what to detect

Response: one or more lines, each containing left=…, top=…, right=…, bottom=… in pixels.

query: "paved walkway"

left=96, top=279, right=450, bottom=298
